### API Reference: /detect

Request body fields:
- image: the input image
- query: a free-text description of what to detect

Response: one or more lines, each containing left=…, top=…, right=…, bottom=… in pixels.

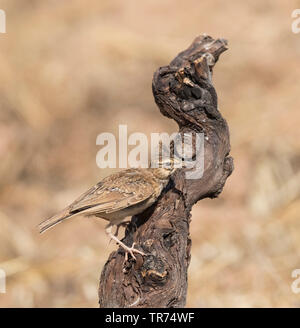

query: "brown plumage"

left=39, top=161, right=178, bottom=259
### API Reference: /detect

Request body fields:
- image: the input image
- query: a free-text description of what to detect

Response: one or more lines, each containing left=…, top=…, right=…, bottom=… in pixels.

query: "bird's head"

left=151, top=157, right=182, bottom=179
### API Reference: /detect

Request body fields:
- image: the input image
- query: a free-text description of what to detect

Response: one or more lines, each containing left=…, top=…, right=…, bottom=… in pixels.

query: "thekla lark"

left=39, top=159, right=178, bottom=259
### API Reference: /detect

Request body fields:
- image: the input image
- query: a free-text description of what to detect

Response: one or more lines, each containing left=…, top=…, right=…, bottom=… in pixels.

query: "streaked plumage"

left=39, top=161, right=177, bottom=259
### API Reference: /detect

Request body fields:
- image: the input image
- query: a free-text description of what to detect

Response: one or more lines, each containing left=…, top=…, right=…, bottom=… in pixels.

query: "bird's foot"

left=105, top=224, right=145, bottom=264
left=124, top=242, right=145, bottom=262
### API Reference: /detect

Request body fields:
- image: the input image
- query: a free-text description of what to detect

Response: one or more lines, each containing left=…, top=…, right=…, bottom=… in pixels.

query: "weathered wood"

left=98, top=35, right=233, bottom=308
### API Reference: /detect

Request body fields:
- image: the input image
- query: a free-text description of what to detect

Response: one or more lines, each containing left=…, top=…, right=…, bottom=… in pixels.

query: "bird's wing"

left=69, top=172, right=155, bottom=215
left=39, top=170, right=155, bottom=233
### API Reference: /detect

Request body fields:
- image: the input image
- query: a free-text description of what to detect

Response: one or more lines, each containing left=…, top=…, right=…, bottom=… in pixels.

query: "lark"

left=39, top=159, right=178, bottom=259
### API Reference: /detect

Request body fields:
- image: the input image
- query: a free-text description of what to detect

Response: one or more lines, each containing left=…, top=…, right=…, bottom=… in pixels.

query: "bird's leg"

left=114, top=224, right=121, bottom=237
left=105, top=224, right=145, bottom=260
left=114, top=221, right=130, bottom=237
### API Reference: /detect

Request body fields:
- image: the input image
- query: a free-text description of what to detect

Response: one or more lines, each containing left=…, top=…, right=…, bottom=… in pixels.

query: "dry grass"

left=0, top=0, right=300, bottom=307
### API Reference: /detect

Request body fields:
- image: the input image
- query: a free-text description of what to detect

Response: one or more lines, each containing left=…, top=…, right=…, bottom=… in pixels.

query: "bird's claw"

left=124, top=242, right=145, bottom=262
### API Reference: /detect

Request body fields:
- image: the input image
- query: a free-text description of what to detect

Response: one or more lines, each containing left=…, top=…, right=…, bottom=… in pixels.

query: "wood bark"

left=98, top=35, right=234, bottom=308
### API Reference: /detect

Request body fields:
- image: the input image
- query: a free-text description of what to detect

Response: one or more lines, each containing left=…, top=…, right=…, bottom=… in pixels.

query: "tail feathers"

left=39, top=209, right=73, bottom=234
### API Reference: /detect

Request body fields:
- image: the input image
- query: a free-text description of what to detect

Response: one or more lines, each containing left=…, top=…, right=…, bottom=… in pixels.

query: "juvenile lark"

left=39, top=159, right=178, bottom=259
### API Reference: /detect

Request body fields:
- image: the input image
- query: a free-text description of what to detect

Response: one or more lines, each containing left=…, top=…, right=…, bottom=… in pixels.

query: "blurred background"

left=0, top=0, right=300, bottom=307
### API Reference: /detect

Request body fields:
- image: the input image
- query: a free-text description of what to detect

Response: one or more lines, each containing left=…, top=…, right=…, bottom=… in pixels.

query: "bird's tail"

left=38, top=208, right=73, bottom=234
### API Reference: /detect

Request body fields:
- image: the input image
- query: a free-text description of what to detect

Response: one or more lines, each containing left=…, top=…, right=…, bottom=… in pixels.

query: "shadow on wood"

left=98, top=35, right=234, bottom=308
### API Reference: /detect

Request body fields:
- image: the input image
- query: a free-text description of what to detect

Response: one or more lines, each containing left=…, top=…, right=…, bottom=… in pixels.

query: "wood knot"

left=141, top=255, right=168, bottom=285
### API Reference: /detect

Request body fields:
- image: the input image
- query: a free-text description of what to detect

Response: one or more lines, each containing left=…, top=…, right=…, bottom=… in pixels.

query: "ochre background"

left=1, top=0, right=300, bottom=307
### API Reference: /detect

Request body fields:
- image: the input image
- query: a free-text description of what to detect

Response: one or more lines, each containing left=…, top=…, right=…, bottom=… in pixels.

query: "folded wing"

left=39, top=171, right=155, bottom=233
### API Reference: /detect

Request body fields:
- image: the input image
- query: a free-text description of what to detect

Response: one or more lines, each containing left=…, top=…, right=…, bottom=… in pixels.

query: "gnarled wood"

left=98, top=35, right=233, bottom=308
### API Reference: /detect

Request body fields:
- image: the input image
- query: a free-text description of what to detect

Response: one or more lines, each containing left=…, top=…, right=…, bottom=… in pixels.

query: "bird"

left=38, top=158, right=179, bottom=260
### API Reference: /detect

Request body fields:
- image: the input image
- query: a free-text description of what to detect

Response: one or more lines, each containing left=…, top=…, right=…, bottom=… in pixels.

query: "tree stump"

left=98, top=35, right=234, bottom=308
